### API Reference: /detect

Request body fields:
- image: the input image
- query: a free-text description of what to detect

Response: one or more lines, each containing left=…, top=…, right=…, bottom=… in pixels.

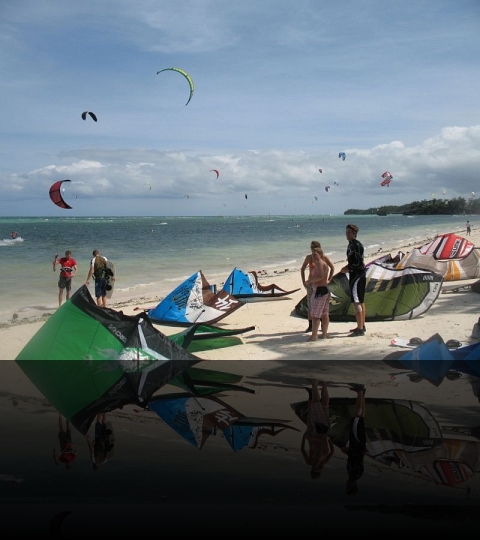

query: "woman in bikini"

left=305, top=246, right=334, bottom=341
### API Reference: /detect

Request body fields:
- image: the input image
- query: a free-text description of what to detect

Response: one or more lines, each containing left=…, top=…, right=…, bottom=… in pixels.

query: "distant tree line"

left=344, top=197, right=480, bottom=216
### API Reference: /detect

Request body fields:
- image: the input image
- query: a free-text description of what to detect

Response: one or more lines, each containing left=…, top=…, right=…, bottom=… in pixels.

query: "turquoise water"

left=0, top=214, right=469, bottom=322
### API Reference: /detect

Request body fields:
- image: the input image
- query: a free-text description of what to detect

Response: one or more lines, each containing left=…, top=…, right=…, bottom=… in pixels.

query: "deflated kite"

left=156, top=67, right=194, bottom=106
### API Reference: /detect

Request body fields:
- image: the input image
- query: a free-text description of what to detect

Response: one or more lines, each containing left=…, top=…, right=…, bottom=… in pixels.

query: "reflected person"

left=300, top=380, right=334, bottom=479
left=86, top=413, right=114, bottom=470
left=340, top=384, right=367, bottom=495
left=53, top=413, right=77, bottom=470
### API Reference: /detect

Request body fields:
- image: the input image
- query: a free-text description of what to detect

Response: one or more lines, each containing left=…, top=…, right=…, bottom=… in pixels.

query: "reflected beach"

left=1, top=359, right=479, bottom=534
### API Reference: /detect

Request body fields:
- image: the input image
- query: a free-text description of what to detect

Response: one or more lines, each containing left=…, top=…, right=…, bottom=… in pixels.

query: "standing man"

left=53, top=250, right=77, bottom=307
left=466, top=220, right=471, bottom=236
left=340, top=224, right=366, bottom=336
left=85, top=249, right=109, bottom=308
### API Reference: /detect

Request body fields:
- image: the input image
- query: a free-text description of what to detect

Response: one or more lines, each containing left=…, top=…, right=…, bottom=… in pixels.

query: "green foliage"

left=344, top=197, right=480, bottom=215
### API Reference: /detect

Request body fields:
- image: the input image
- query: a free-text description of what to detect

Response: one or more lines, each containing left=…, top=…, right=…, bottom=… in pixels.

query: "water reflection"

left=1, top=360, right=479, bottom=534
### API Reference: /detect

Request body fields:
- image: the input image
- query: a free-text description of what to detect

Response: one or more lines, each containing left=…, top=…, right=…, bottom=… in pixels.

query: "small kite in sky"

left=338, top=152, right=346, bottom=161
left=81, top=111, right=97, bottom=122
left=380, top=177, right=392, bottom=187
left=381, top=171, right=393, bottom=187
left=325, top=185, right=331, bottom=192
left=318, top=168, right=322, bottom=173
left=210, top=169, right=219, bottom=179
left=156, top=67, right=194, bottom=106
left=245, top=194, right=248, bottom=200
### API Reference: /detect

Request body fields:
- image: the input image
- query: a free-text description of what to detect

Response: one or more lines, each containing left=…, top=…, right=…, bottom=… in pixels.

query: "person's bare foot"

left=307, top=336, right=318, bottom=342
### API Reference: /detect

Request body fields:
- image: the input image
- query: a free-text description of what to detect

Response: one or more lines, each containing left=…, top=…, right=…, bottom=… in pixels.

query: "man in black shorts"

left=340, top=383, right=367, bottom=495
left=340, top=224, right=366, bottom=336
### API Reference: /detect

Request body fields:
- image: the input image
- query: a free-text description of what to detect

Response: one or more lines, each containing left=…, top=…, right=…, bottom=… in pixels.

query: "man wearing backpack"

left=85, top=249, right=109, bottom=307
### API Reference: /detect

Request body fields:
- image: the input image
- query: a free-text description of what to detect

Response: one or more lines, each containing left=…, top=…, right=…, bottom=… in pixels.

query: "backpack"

left=93, top=255, right=108, bottom=279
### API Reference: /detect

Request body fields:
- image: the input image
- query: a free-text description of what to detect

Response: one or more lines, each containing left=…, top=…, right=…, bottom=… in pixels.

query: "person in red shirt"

left=53, top=414, right=77, bottom=470
left=53, top=250, right=77, bottom=306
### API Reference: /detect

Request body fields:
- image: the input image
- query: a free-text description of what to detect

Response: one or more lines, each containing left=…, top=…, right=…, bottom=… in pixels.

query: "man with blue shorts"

left=85, top=249, right=109, bottom=307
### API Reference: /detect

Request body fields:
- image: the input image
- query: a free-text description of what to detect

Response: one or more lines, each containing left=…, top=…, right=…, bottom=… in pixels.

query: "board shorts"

left=309, top=288, right=330, bottom=319
left=308, top=402, right=330, bottom=433
left=95, top=277, right=107, bottom=298
left=349, top=272, right=366, bottom=304
left=306, top=284, right=314, bottom=315
left=347, top=417, right=366, bottom=481
left=94, top=422, right=108, bottom=444
left=58, top=276, right=72, bottom=291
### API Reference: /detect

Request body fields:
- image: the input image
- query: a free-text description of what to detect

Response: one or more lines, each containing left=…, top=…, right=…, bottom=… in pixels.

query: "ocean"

left=0, top=214, right=469, bottom=324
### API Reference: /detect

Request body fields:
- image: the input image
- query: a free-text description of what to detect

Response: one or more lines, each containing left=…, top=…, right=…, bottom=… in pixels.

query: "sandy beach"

left=1, top=226, right=479, bottom=362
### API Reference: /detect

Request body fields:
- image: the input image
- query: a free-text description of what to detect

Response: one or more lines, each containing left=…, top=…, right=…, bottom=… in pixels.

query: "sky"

left=1, top=0, right=480, bottom=217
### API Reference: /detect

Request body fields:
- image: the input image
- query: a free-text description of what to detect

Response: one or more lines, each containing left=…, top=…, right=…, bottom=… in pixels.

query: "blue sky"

left=1, top=0, right=479, bottom=216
